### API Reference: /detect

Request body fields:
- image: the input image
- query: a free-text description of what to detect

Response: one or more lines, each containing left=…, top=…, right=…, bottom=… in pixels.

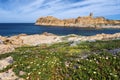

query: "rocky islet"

left=35, top=13, right=120, bottom=28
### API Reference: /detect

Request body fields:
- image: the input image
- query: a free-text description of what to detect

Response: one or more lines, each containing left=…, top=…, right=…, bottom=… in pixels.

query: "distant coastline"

left=35, top=13, right=120, bottom=29
left=35, top=24, right=120, bottom=29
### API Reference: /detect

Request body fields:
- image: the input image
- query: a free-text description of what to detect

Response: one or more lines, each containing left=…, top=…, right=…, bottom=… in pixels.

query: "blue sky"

left=0, top=0, right=120, bottom=23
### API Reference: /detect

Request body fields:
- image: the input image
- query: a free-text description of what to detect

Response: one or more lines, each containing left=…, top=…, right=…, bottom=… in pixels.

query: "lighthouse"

left=89, top=13, right=93, bottom=17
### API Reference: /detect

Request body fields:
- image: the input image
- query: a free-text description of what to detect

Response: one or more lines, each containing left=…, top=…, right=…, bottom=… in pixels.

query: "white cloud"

left=0, top=0, right=120, bottom=22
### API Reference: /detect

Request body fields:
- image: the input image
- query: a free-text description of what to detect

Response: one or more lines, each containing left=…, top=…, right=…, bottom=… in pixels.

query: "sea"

left=0, top=23, right=120, bottom=36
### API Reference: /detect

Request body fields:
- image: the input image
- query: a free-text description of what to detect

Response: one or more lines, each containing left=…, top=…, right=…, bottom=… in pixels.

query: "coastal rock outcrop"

left=0, top=56, right=13, bottom=70
left=0, top=44, right=14, bottom=54
left=1, top=32, right=120, bottom=54
left=35, top=13, right=120, bottom=28
left=0, top=69, right=24, bottom=80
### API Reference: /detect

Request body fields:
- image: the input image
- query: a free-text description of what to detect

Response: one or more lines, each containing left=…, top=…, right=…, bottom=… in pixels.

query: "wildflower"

left=114, top=75, right=117, bottom=77
left=30, top=62, right=33, bottom=64
left=27, top=66, right=31, bottom=69
left=90, top=78, right=93, bottom=80
left=4, top=66, right=7, bottom=68
left=56, top=63, right=59, bottom=65
left=37, top=64, right=39, bottom=66
left=33, top=68, right=36, bottom=71
left=26, top=76, right=29, bottom=80
left=93, top=71, right=96, bottom=74
left=24, top=55, right=28, bottom=57
left=94, top=58, right=96, bottom=61
left=65, top=61, right=69, bottom=67
left=90, top=60, right=92, bottom=62
left=51, top=62, right=54, bottom=64
left=106, top=56, right=109, bottom=60
left=28, top=73, right=31, bottom=75
left=110, top=73, right=113, bottom=75
left=46, top=57, right=49, bottom=58
left=77, top=59, right=80, bottom=62
left=113, top=56, right=116, bottom=59
left=96, top=61, right=99, bottom=64
left=38, top=72, right=41, bottom=74
left=14, top=65, right=17, bottom=67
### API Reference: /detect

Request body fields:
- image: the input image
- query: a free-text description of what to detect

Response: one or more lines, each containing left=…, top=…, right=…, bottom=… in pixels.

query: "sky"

left=0, top=0, right=120, bottom=23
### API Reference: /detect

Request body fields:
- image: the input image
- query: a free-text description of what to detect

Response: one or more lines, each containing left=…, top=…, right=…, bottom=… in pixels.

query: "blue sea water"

left=0, top=23, right=120, bottom=36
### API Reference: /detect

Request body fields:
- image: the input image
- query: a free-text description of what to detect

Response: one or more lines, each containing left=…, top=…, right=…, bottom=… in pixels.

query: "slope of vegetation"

left=0, top=40, right=120, bottom=80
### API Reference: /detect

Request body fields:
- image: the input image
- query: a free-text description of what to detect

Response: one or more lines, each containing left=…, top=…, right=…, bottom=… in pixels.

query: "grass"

left=0, top=40, right=120, bottom=80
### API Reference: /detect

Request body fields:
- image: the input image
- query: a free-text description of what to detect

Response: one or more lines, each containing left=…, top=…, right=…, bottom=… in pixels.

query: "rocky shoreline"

left=1, top=32, right=120, bottom=54
left=36, top=24, right=120, bottom=29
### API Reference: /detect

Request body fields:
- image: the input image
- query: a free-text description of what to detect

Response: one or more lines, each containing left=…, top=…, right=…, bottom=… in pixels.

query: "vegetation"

left=0, top=40, right=120, bottom=80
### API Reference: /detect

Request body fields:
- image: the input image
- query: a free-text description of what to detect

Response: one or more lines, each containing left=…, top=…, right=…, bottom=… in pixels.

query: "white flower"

left=27, top=66, right=31, bottom=69
left=65, top=61, right=69, bottom=67
left=96, top=61, right=99, bottom=64
left=51, top=62, right=54, bottom=64
left=30, top=62, right=33, bottom=64
left=90, top=60, right=92, bottom=62
left=37, top=64, right=39, bottom=66
left=94, top=58, right=96, bottom=61
left=28, top=73, right=31, bottom=75
left=113, top=57, right=116, bottom=59
left=33, top=68, right=36, bottom=71
left=114, top=75, right=117, bottom=77
left=14, top=65, right=17, bottom=67
left=110, top=73, right=113, bottom=75
left=26, top=76, right=29, bottom=79
left=106, top=56, right=109, bottom=60
left=93, top=71, right=96, bottom=74
left=38, top=72, right=41, bottom=74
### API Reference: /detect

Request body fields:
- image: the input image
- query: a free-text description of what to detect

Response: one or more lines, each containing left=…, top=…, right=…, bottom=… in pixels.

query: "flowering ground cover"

left=0, top=40, right=120, bottom=80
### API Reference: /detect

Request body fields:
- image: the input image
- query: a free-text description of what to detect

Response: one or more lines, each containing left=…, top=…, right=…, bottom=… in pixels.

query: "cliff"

left=35, top=13, right=120, bottom=28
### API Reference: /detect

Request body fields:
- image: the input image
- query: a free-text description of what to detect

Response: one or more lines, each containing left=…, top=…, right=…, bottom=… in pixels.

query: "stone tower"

left=89, top=13, right=93, bottom=17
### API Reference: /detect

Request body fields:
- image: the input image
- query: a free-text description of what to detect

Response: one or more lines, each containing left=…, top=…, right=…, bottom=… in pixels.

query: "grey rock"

left=0, top=56, right=13, bottom=70
left=108, top=48, right=120, bottom=55
left=87, top=39, right=96, bottom=42
left=0, top=40, right=3, bottom=44
left=70, top=41, right=81, bottom=47
left=6, top=56, right=14, bottom=64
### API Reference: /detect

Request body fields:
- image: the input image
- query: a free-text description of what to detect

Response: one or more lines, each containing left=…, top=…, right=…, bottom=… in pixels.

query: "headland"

left=35, top=13, right=120, bottom=29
